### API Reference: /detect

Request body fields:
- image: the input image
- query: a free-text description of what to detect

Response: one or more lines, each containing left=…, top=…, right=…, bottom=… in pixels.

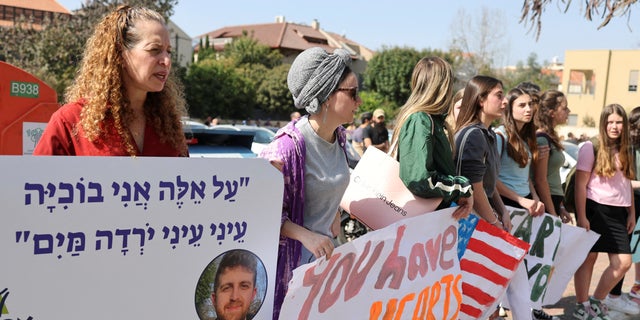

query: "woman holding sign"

left=454, top=75, right=512, bottom=232
left=390, top=57, right=473, bottom=219
left=34, top=6, right=188, bottom=157
left=573, top=104, right=637, bottom=319
left=259, top=47, right=361, bottom=319
left=494, top=87, right=544, bottom=216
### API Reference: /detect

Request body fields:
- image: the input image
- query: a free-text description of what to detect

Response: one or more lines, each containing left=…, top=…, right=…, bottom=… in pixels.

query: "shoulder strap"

left=589, top=137, right=600, bottom=152
left=589, top=137, right=599, bottom=172
left=495, top=131, right=506, bottom=157
left=536, top=131, right=554, bottom=154
left=456, top=126, right=477, bottom=176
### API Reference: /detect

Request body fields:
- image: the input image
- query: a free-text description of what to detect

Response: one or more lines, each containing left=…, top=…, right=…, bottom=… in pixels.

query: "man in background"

left=351, top=111, right=372, bottom=156
left=290, top=111, right=301, bottom=121
left=363, top=108, right=389, bottom=153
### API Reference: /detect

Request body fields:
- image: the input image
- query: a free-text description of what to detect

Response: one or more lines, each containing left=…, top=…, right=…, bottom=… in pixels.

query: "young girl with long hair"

left=606, top=106, right=640, bottom=315
left=533, top=90, right=572, bottom=222
left=391, top=57, right=473, bottom=219
left=454, top=75, right=512, bottom=231
left=573, top=104, right=636, bottom=319
left=495, top=87, right=545, bottom=216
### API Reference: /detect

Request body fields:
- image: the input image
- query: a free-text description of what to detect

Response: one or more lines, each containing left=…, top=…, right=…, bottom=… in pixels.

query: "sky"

left=56, top=0, right=640, bottom=66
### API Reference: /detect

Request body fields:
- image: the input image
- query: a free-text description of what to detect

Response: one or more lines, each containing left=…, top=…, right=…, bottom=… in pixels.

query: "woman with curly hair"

left=34, top=5, right=188, bottom=156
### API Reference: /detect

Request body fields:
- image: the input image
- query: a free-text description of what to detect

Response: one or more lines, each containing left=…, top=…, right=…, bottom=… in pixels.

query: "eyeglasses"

left=336, top=87, right=359, bottom=101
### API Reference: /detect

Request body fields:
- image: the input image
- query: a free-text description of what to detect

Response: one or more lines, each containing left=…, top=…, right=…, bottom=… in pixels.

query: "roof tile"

left=0, top=0, right=71, bottom=14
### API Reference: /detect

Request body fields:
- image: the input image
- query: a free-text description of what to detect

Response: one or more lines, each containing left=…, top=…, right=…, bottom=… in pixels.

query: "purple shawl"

left=259, top=118, right=346, bottom=320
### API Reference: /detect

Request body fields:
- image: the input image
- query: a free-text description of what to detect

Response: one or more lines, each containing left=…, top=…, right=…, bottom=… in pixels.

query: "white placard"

left=0, top=156, right=282, bottom=320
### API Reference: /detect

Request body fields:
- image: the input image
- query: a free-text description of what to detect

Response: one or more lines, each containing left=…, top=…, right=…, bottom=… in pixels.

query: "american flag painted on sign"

left=458, top=218, right=530, bottom=320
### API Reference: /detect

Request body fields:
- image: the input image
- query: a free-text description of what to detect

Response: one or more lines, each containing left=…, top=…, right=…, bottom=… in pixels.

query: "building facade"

left=167, top=20, right=193, bottom=69
left=0, top=0, right=70, bottom=29
left=562, top=49, right=640, bottom=126
left=197, top=17, right=373, bottom=74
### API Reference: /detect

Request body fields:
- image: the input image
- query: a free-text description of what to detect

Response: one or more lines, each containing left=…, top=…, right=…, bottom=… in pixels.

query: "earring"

left=322, top=105, right=328, bottom=124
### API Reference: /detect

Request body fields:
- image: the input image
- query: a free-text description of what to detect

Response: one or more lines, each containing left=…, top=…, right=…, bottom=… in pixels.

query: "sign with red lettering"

left=280, top=208, right=462, bottom=320
left=280, top=208, right=533, bottom=320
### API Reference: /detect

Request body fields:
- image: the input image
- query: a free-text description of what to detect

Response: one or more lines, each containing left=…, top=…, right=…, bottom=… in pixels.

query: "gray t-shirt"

left=296, top=117, right=350, bottom=263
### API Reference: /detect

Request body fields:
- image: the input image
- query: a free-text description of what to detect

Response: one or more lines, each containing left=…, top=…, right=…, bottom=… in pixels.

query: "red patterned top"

left=34, top=101, right=182, bottom=157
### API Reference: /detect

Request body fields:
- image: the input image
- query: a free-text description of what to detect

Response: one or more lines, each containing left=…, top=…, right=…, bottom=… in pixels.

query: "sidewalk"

left=535, top=254, right=638, bottom=320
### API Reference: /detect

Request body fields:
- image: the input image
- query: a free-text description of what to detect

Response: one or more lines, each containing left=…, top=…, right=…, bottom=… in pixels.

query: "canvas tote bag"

left=340, top=121, right=442, bottom=230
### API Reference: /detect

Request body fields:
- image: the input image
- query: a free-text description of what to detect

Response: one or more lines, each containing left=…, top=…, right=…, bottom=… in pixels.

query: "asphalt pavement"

left=520, top=253, right=639, bottom=320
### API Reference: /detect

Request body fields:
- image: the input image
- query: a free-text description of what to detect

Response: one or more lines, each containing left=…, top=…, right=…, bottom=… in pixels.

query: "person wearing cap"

left=258, top=47, right=361, bottom=319
left=363, top=108, right=390, bottom=153
left=351, top=111, right=373, bottom=156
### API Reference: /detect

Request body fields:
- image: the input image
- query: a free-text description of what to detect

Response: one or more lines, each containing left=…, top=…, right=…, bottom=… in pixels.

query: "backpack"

left=563, top=137, right=599, bottom=213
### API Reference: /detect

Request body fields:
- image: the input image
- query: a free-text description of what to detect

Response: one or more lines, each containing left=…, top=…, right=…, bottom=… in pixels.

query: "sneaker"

left=630, top=284, right=640, bottom=299
left=604, top=295, right=640, bottom=315
left=589, top=298, right=611, bottom=320
left=572, top=303, right=602, bottom=320
left=499, top=306, right=508, bottom=317
left=532, top=308, right=559, bottom=320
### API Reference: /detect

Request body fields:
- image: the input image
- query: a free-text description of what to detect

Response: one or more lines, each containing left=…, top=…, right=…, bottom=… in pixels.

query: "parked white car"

left=560, top=141, right=579, bottom=185
left=209, top=125, right=275, bottom=155
left=182, top=120, right=256, bottom=158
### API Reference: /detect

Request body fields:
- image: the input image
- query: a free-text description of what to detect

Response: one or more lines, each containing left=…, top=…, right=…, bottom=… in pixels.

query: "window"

left=568, top=69, right=596, bottom=95
left=630, top=70, right=638, bottom=92
left=567, top=114, right=578, bottom=126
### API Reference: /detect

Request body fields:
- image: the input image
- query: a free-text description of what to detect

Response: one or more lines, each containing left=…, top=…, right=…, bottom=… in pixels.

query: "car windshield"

left=210, top=125, right=275, bottom=144
left=253, top=129, right=275, bottom=144
left=184, top=126, right=256, bottom=158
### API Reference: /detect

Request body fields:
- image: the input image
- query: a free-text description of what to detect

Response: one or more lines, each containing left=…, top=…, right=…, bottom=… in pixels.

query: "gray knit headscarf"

left=287, top=47, right=352, bottom=114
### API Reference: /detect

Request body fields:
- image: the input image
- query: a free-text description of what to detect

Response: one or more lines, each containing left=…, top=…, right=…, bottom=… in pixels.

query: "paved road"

left=529, top=254, right=637, bottom=320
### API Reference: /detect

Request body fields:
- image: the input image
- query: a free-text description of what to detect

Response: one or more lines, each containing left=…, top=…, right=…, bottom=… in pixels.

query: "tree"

left=448, top=7, right=508, bottom=76
left=196, top=35, right=216, bottom=61
left=220, top=36, right=289, bottom=119
left=184, top=59, right=254, bottom=120
left=363, top=46, right=422, bottom=108
left=364, top=47, right=463, bottom=115
left=255, top=64, right=293, bottom=119
left=498, top=53, right=559, bottom=91
left=582, top=114, right=597, bottom=127
left=0, top=0, right=178, bottom=101
left=520, top=0, right=638, bottom=40
left=222, top=34, right=283, bottom=69
left=358, top=91, right=397, bottom=118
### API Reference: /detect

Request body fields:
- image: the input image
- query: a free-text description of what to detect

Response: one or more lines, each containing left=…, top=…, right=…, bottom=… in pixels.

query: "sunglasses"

left=336, top=87, right=359, bottom=101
